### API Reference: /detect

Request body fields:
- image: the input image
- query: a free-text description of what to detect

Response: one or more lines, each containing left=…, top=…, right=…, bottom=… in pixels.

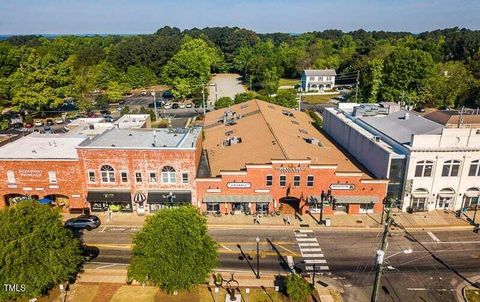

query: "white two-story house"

left=301, top=69, right=336, bottom=92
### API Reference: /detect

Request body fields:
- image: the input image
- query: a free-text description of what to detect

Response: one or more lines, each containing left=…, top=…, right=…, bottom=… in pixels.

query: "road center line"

left=220, top=244, right=233, bottom=251
left=95, top=263, right=118, bottom=270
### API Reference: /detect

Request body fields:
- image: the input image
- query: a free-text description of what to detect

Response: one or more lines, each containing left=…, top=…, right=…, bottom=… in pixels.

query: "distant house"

left=301, top=69, right=336, bottom=92
left=423, top=109, right=480, bottom=128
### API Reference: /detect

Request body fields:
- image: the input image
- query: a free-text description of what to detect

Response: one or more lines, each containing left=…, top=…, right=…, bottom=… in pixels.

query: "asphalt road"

left=80, top=226, right=480, bottom=302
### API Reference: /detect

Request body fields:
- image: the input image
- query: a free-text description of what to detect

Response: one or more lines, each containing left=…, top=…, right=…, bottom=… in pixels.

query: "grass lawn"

left=66, top=284, right=99, bottom=302
left=302, top=93, right=340, bottom=104
left=111, top=286, right=158, bottom=302
left=279, top=78, right=299, bottom=86
left=198, top=287, right=289, bottom=302
left=466, top=289, right=480, bottom=302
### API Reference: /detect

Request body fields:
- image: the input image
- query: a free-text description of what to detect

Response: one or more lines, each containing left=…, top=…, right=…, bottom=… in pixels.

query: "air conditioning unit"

left=372, top=136, right=381, bottom=142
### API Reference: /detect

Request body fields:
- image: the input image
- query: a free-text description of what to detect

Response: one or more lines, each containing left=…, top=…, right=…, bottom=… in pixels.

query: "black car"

left=171, top=102, right=179, bottom=109
left=162, top=90, right=174, bottom=100
left=46, top=119, right=54, bottom=126
left=148, top=101, right=163, bottom=108
left=64, top=215, right=101, bottom=230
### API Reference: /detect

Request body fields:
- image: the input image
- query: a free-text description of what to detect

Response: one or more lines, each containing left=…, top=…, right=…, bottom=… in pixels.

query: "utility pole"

left=371, top=198, right=392, bottom=302
left=202, top=84, right=206, bottom=116
left=355, top=70, right=360, bottom=103
left=151, top=91, right=158, bottom=121
left=457, top=106, right=464, bottom=128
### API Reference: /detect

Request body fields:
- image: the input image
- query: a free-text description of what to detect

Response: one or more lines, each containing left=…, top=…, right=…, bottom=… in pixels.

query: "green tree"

left=274, top=89, right=297, bottom=108
left=234, top=92, right=257, bottom=104
left=215, top=96, right=233, bottom=109
left=162, top=37, right=221, bottom=97
left=381, top=47, right=434, bottom=101
left=106, top=81, right=127, bottom=103
left=128, top=206, right=217, bottom=293
left=363, top=58, right=384, bottom=103
left=423, top=61, right=475, bottom=108
left=127, top=65, right=157, bottom=88
left=0, top=200, right=82, bottom=300
left=260, top=67, right=280, bottom=95
left=285, top=274, right=314, bottom=302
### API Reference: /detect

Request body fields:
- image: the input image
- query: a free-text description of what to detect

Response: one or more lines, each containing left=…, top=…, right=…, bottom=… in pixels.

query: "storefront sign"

left=227, top=182, right=251, bottom=188
left=275, top=166, right=306, bottom=173
left=330, top=184, right=355, bottom=190
left=19, top=170, right=42, bottom=178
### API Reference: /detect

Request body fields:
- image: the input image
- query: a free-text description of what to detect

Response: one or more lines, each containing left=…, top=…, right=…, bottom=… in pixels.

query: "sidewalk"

left=63, top=209, right=474, bottom=231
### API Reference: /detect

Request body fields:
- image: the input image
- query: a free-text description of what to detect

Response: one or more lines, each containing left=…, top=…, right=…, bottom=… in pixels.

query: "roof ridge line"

left=255, top=99, right=289, bottom=159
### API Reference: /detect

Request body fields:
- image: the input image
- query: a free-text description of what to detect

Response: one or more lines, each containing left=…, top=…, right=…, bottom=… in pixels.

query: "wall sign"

left=19, top=170, right=42, bottom=178
left=330, top=184, right=355, bottom=190
left=275, top=165, right=306, bottom=173
left=227, top=182, right=251, bottom=188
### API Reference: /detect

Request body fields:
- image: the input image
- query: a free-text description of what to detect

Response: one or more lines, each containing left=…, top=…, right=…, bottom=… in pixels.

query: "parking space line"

left=427, top=231, right=441, bottom=243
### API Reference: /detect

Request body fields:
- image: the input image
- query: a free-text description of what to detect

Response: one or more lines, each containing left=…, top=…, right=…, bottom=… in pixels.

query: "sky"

left=0, top=0, right=479, bottom=35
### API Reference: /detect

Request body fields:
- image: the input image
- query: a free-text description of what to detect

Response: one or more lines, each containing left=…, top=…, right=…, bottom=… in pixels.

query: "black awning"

left=87, top=191, right=132, bottom=203
left=147, top=191, right=192, bottom=204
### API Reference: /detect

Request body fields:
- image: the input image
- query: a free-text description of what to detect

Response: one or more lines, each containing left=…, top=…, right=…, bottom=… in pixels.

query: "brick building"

left=0, top=134, right=88, bottom=210
left=77, top=127, right=202, bottom=214
left=196, top=100, right=389, bottom=215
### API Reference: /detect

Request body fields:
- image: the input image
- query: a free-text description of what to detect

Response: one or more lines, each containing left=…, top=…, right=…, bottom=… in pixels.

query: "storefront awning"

left=465, top=189, right=479, bottom=198
left=147, top=191, right=192, bottom=204
left=204, top=194, right=272, bottom=203
left=87, top=191, right=131, bottom=203
left=334, top=196, right=379, bottom=204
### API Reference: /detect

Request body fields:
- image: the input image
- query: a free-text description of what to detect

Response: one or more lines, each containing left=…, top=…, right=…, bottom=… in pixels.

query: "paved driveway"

left=207, top=73, right=246, bottom=105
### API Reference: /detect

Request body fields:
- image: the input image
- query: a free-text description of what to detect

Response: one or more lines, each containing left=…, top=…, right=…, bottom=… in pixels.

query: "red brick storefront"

left=196, top=159, right=388, bottom=215
left=0, top=160, right=87, bottom=210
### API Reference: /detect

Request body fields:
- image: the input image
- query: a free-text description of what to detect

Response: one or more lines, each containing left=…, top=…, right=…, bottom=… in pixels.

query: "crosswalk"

left=294, top=229, right=330, bottom=275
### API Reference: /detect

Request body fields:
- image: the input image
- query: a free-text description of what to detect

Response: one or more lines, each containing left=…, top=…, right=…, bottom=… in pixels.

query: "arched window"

left=100, top=165, right=115, bottom=183
left=469, top=160, right=480, bottom=176
left=441, top=160, right=461, bottom=177
left=414, top=160, right=433, bottom=177
left=161, top=166, right=176, bottom=183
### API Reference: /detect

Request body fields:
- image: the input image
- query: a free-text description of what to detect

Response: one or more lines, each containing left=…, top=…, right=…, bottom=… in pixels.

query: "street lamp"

left=384, top=248, right=413, bottom=261
left=255, top=236, right=260, bottom=279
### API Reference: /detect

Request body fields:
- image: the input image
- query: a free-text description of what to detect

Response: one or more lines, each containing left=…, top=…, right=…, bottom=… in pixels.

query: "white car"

left=179, top=103, right=186, bottom=109
left=55, top=118, right=64, bottom=124
left=163, top=103, right=172, bottom=109
left=34, top=120, right=44, bottom=127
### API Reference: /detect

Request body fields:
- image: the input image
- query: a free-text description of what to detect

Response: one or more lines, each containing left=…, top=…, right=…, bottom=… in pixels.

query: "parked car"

left=44, top=126, right=53, bottom=133
left=162, top=90, right=174, bottom=100
left=172, top=102, right=179, bottom=109
left=34, top=120, right=44, bottom=127
left=148, top=101, right=163, bottom=108
left=12, top=122, right=23, bottom=129
left=185, top=102, right=193, bottom=108
left=55, top=118, right=64, bottom=124
left=163, top=103, right=172, bottom=110
left=46, top=119, right=54, bottom=126
left=64, top=215, right=101, bottom=230
left=24, top=123, right=33, bottom=128
left=179, top=102, right=186, bottom=109
left=140, top=89, right=147, bottom=96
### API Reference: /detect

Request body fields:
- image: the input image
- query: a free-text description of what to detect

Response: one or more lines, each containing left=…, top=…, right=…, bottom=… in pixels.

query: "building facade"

left=197, top=100, right=388, bottom=215
left=323, top=103, right=480, bottom=212
left=301, top=69, right=336, bottom=92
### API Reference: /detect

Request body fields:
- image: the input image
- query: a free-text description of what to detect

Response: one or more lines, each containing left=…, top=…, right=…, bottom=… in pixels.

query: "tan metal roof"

left=203, top=100, right=372, bottom=178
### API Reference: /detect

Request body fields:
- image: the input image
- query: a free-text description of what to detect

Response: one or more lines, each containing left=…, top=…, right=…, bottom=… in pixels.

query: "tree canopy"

left=128, top=206, right=218, bottom=293
left=0, top=200, right=82, bottom=300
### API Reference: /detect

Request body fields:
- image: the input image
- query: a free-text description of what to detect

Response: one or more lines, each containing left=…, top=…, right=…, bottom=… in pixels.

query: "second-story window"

left=266, top=175, right=273, bottom=187
left=293, top=175, right=301, bottom=187
left=469, top=160, right=480, bottom=176
left=135, top=172, right=143, bottom=183
left=161, top=166, right=176, bottom=183
left=7, top=171, right=15, bottom=184
left=88, top=171, right=95, bottom=182
left=307, top=175, right=314, bottom=187
left=149, top=172, right=157, bottom=183
left=279, top=175, right=286, bottom=187
left=182, top=173, right=189, bottom=184
left=442, top=160, right=461, bottom=177
left=100, top=165, right=115, bottom=183
left=121, top=172, right=128, bottom=183
left=48, top=171, right=57, bottom=184
left=414, top=160, right=433, bottom=177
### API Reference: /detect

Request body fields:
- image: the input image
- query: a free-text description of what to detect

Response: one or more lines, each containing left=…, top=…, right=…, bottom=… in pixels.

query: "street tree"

left=106, top=81, right=128, bottom=103
left=215, top=96, right=233, bottom=109
left=126, top=65, right=157, bottom=88
left=128, top=206, right=218, bottom=293
left=0, top=200, right=82, bottom=300
left=285, top=274, right=314, bottom=302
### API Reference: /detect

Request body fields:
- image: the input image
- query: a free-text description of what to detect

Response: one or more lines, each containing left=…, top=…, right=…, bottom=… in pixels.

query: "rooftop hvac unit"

left=372, top=136, right=381, bottom=142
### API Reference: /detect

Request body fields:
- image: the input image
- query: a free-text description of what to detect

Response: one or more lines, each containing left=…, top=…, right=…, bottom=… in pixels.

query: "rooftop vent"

left=240, top=104, right=248, bottom=109
left=282, top=110, right=294, bottom=117
left=268, top=105, right=274, bottom=109
left=225, top=130, right=234, bottom=136
left=129, top=133, right=133, bottom=136
left=304, top=138, right=321, bottom=146
left=223, top=136, right=242, bottom=147
left=291, top=120, right=299, bottom=125
left=299, top=129, right=308, bottom=134
left=372, top=136, right=381, bottom=142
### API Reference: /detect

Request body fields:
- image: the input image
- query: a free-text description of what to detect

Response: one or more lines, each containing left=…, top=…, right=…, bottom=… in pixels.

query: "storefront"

left=436, top=188, right=456, bottom=210
left=87, top=191, right=133, bottom=212
left=203, top=194, right=273, bottom=215
left=410, top=188, right=429, bottom=212
left=147, top=191, right=192, bottom=213
left=463, top=188, right=479, bottom=210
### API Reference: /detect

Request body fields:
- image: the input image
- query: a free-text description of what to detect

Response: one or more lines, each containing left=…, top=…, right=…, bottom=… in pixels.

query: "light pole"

left=151, top=91, right=158, bottom=121
left=255, top=236, right=260, bottom=279
left=319, top=190, right=325, bottom=225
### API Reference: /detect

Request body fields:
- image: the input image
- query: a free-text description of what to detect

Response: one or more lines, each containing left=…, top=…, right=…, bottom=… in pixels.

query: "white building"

left=323, top=103, right=480, bottom=212
left=301, top=69, right=336, bottom=92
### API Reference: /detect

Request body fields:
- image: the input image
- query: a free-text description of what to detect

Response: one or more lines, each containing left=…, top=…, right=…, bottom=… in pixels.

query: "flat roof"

left=203, top=99, right=372, bottom=177
left=303, top=69, right=337, bottom=76
left=358, top=110, right=443, bottom=144
left=79, top=127, right=201, bottom=149
left=0, top=133, right=87, bottom=160
left=114, top=114, right=150, bottom=129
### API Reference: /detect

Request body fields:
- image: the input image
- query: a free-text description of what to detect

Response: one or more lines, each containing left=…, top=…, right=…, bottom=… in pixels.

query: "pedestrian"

left=253, top=216, right=257, bottom=224
left=283, top=217, right=287, bottom=225
left=286, top=216, right=291, bottom=225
